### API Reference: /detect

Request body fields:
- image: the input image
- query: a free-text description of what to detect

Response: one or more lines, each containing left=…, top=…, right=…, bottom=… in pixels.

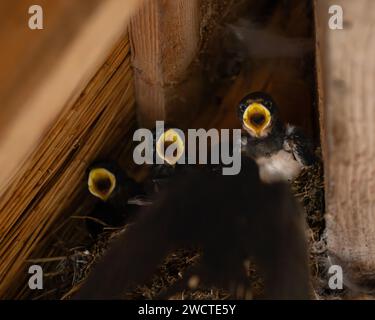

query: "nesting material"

left=291, top=154, right=333, bottom=298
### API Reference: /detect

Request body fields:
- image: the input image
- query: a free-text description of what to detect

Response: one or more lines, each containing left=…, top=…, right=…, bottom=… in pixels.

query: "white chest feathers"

left=255, top=149, right=303, bottom=183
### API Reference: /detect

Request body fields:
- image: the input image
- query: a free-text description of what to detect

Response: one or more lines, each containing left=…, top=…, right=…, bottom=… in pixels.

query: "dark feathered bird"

left=86, top=161, right=144, bottom=238
left=238, top=92, right=315, bottom=183
left=75, top=157, right=310, bottom=300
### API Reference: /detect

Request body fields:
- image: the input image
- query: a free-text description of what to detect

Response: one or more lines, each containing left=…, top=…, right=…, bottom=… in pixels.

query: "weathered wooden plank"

left=315, top=0, right=375, bottom=287
left=0, top=0, right=141, bottom=197
left=130, top=0, right=201, bottom=128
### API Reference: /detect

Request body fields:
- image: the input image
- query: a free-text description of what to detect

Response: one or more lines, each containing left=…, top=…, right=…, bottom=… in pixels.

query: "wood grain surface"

left=130, top=0, right=201, bottom=128
left=316, top=0, right=375, bottom=287
left=0, top=0, right=140, bottom=197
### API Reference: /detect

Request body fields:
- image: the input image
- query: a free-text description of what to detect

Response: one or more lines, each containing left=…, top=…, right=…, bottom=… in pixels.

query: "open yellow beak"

left=242, top=103, right=271, bottom=137
left=156, top=129, right=185, bottom=165
left=88, top=168, right=116, bottom=201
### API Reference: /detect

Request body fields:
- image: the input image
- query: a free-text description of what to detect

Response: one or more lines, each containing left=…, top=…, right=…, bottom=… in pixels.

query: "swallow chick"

left=148, top=126, right=187, bottom=193
left=237, top=92, right=315, bottom=183
left=86, top=161, right=145, bottom=238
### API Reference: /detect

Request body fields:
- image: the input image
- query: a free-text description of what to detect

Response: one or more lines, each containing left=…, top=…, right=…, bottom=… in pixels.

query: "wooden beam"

left=129, top=0, right=201, bottom=128
left=0, top=0, right=141, bottom=197
left=315, top=0, right=375, bottom=288
left=0, top=35, right=138, bottom=299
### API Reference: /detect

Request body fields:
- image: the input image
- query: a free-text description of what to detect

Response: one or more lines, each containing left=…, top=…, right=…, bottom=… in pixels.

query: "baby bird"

left=86, top=161, right=144, bottom=238
left=237, top=92, right=315, bottom=183
left=148, top=126, right=187, bottom=193
left=149, top=125, right=223, bottom=191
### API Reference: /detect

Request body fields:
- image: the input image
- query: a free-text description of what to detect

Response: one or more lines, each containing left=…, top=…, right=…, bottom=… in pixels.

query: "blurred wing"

left=74, top=200, right=176, bottom=299
left=75, top=158, right=310, bottom=300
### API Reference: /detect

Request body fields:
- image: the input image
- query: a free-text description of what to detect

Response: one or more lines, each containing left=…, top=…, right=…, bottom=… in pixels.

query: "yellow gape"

left=88, top=168, right=116, bottom=201
left=156, top=129, right=185, bottom=165
left=242, top=103, right=271, bottom=137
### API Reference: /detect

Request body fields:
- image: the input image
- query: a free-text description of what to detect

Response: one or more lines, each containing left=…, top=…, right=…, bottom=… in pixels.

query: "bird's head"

left=154, top=127, right=185, bottom=166
left=88, top=166, right=117, bottom=201
left=237, top=92, right=278, bottom=138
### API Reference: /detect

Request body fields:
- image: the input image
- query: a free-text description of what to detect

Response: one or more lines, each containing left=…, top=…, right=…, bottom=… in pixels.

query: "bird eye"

left=156, top=129, right=185, bottom=165
left=88, top=168, right=116, bottom=201
left=240, top=103, right=249, bottom=114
